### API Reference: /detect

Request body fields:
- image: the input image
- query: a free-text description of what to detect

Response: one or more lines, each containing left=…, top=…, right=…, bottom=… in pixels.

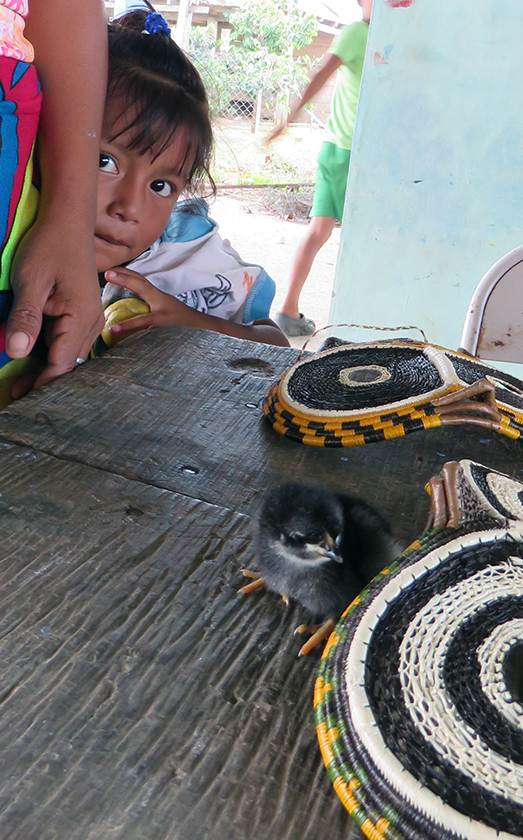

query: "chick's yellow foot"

left=294, top=617, right=337, bottom=656
left=238, top=569, right=267, bottom=595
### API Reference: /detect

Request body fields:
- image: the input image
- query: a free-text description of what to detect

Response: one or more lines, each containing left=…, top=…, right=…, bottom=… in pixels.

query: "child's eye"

left=150, top=180, right=175, bottom=198
left=99, top=153, right=118, bottom=173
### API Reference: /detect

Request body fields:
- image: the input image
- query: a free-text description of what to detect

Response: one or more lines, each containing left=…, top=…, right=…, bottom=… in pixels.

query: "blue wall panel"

left=330, top=0, right=523, bottom=352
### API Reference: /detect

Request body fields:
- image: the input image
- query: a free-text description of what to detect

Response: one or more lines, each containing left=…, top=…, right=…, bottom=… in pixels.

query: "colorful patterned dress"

left=0, top=1, right=42, bottom=402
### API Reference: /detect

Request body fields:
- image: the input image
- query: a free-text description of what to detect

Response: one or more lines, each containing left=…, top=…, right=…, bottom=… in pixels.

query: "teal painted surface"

left=330, top=0, right=523, bottom=355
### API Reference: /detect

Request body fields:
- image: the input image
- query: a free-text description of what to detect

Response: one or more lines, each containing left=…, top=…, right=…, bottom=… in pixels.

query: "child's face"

left=95, top=98, right=193, bottom=273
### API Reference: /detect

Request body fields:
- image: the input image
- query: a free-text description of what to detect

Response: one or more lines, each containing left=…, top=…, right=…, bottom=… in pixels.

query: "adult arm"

left=7, top=0, right=107, bottom=393
left=267, top=53, right=342, bottom=142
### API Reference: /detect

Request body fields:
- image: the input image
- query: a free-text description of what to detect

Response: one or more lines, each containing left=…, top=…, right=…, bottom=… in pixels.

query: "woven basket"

left=315, top=461, right=523, bottom=839
left=264, top=340, right=523, bottom=447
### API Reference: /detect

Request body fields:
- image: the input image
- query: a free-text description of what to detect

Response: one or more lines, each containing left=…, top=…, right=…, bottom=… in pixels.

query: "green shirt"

left=326, top=20, right=369, bottom=150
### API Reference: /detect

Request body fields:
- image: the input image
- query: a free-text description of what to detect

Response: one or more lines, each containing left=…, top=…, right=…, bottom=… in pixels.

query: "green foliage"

left=227, top=0, right=317, bottom=54
left=189, top=0, right=318, bottom=114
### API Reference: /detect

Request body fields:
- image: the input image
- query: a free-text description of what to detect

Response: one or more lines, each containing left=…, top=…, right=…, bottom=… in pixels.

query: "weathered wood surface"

left=0, top=325, right=521, bottom=840
left=0, top=443, right=356, bottom=840
left=0, top=326, right=521, bottom=546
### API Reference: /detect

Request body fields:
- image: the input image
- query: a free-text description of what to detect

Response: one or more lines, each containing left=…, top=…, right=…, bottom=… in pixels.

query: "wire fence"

left=197, top=66, right=282, bottom=126
left=225, top=91, right=279, bottom=122
left=191, top=47, right=324, bottom=188
left=190, top=44, right=288, bottom=129
left=211, top=114, right=323, bottom=189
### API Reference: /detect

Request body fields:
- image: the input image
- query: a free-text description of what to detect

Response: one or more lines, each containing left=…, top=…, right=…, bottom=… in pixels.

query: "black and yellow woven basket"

left=264, top=340, right=523, bottom=447
left=315, top=461, right=523, bottom=840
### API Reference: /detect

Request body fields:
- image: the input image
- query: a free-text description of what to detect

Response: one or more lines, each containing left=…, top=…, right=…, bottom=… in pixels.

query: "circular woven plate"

left=315, top=525, right=523, bottom=840
left=459, top=459, right=523, bottom=522
left=264, top=340, right=523, bottom=447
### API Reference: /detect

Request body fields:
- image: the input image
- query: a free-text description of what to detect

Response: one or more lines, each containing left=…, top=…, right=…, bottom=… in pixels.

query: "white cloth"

left=126, top=200, right=275, bottom=325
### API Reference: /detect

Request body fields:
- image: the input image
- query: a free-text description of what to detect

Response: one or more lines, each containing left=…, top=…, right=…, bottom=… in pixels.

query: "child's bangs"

left=108, top=70, right=213, bottom=188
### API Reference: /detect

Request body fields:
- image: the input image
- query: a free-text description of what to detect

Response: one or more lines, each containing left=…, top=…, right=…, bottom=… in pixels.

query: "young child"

left=95, top=5, right=288, bottom=350
left=0, top=0, right=106, bottom=404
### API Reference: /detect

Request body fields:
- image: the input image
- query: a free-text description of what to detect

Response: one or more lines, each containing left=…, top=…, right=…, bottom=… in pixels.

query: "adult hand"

left=7, top=217, right=104, bottom=398
left=9, top=0, right=108, bottom=400
left=103, top=267, right=188, bottom=339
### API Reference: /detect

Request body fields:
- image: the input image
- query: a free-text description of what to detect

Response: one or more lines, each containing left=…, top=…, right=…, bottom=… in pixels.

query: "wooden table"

left=0, top=326, right=520, bottom=840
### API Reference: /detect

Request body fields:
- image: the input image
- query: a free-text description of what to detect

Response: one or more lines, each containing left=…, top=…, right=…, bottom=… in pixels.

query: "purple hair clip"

left=143, top=11, right=171, bottom=36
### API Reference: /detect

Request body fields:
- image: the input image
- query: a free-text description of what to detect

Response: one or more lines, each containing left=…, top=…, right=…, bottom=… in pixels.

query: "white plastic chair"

left=459, top=245, right=523, bottom=364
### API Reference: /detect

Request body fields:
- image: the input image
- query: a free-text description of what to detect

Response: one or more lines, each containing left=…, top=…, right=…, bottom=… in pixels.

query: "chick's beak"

left=318, top=532, right=343, bottom=563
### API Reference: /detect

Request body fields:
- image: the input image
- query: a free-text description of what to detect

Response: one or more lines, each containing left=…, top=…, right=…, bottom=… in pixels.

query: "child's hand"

left=104, top=267, right=189, bottom=339
left=105, top=266, right=290, bottom=348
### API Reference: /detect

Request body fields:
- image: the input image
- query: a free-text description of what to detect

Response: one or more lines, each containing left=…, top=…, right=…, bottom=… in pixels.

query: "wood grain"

left=0, top=326, right=521, bottom=840
left=0, top=327, right=521, bottom=548
left=0, top=443, right=361, bottom=840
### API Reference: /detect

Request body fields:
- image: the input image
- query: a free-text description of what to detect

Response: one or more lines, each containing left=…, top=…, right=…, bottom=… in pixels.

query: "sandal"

left=274, top=312, right=316, bottom=337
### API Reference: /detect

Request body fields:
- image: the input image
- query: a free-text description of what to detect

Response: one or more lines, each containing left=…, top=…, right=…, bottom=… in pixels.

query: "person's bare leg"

left=279, top=215, right=337, bottom=319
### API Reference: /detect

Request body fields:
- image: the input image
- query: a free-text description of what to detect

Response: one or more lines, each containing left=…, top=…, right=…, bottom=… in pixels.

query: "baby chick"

left=241, top=482, right=400, bottom=654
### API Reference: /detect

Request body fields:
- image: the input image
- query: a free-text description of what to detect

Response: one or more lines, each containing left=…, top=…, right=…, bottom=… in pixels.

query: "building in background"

left=103, top=1, right=363, bottom=124
left=104, top=0, right=241, bottom=50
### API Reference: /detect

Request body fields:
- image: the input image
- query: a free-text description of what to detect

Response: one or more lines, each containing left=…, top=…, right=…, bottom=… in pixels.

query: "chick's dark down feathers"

left=254, top=483, right=400, bottom=617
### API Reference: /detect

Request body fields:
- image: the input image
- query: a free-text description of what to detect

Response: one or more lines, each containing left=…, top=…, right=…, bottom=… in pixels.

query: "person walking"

left=268, top=0, right=372, bottom=336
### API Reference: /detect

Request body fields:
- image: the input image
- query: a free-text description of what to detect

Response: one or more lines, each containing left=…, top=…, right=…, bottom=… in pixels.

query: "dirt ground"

left=212, top=117, right=325, bottom=187
left=208, top=189, right=341, bottom=350
left=207, top=118, right=343, bottom=350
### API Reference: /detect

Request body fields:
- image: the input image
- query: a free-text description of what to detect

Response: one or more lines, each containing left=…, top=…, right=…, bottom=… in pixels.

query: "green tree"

left=190, top=0, right=317, bottom=115
left=227, top=0, right=317, bottom=54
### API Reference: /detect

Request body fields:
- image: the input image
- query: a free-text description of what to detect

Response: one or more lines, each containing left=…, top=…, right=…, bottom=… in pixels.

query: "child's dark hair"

left=108, top=2, right=215, bottom=198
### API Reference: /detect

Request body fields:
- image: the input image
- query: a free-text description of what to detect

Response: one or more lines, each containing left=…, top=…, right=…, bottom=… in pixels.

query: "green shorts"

left=310, top=141, right=351, bottom=222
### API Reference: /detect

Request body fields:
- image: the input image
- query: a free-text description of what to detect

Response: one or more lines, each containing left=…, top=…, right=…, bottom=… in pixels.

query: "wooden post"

left=174, top=0, right=193, bottom=50
left=274, top=90, right=290, bottom=126
left=216, top=20, right=224, bottom=53
left=252, top=89, right=263, bottom=134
